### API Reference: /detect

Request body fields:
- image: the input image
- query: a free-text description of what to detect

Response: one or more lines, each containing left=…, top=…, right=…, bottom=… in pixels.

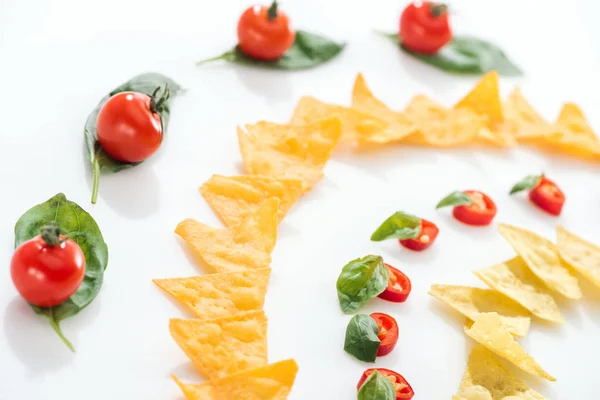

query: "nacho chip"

left=153, top=268, right=270, bottom=319
left=351, top=73, right=415, bottom=143
left=498, top=223, right=581, bottom=299
left=465, top=313, right=555, bottom=382
left=556, top=226, right=600, bottom=289
left=474, top=257, right=563, bottom=323
left=173, top=359, right=299, bottom=400
left=175, top=198, right=279, bottom=273
left=457, top=346, right=547, bottom=400
left=556, top=103, right=597, bottom=140
left=170, top=310, right=268, bottom=379
left=454, top=385, right=493, bottom=400
left=290, top=96, right=389, bottom=143
left=454, top=71, right=503, bottom=128
left=200, top=174, right=303, bottom=228
left=502, top=87, right=556, bottom=140
left=429, top=284, right=530, bottom=337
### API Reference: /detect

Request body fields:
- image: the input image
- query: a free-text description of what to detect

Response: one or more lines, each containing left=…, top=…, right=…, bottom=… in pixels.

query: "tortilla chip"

left=465, top=313, right=555, bottom=381
left=502, top=88, right=556, bottom=140
left=290, top=96, right=389, bottom=143
left=455, top=71, right=503, bottom=128
left=457, top=346, right=547, bottom=400
left=153, top=268, right=270, bottom=320
left=477, top=126, right=518, bottom=148
left=175, top=198, right=279, bottom=273
left=403, top=95, right=486, bottom=146
left=170, top=310, right=267, bottom=379
left=556, top=226, right=600, bottom=290
left=351, top=73, right=415, bottom=143
left=200, top=174, right=303, bottom=228
left=429, top=284, right=530, bottom=337
left=498, top=223, right=581, bottom=299
left=173, top=359, right=299, bottom=400
left=556, top=103, right=597, bottom=140
left=238, top=118, right=342, bottom=192
left=474, top=257, right=563, bottom=323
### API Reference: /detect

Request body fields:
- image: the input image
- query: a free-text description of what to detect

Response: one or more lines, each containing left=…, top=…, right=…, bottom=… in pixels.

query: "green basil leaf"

left=14, top=193, right=109, bottom=351
left=197, top=30, right=345, bottom=70
left=358, top=370, right=396, bottom=400
left=85, top=72, right=182, bottom=204
left=378, top=32, right=522, bottom=76
left=336, top=255, right=389, bottom=314
left=436, top=190, right=472, bottom=209
left=370, top=212, right=421, bottom=242
left=343, top=314, right=380, bottom=362
left=509, top=174, right=542, bottom=194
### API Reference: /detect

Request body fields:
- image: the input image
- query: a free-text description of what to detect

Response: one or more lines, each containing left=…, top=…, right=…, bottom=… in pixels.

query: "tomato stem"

left=91, top=158, right=101, bottom=204
left=149, top=86, right=170, bottom=115
left=430, top=3, right=448, bottom=17
left=40, top=223, right=63, bottom=247
left=48, top=316, right=75, bottom=352
left=267, top=0, right=278, bottom=21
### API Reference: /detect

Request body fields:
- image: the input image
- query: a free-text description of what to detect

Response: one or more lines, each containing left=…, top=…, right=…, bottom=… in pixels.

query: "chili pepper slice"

left=529, top=177, right=565, bottom=216
left=378, top=264, right=412, bottom=303
left=370, top=312, right=399, bottom=357
left=400, top=218, right=438, bottom=251
left=357, top=368, right=415, bottom=399
left=453, top=190, right=497, bottom=226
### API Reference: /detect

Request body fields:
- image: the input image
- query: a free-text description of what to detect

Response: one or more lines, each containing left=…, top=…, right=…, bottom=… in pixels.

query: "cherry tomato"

left=370, top=312, right=399, bottom=357
left=399, top=1, right=451, bottom=54
left=378, top=264, right=412, bottom=303
left=400, top=219, right=439, bottom=251
left=97, top=91, right=164, bottom=163
left=11, top=225, right=86, bottom=307
left=237, top=1, right=295, bottom=60
left=453, top=190, right=497, bottom=226
left=529, top=177, right=565, bottom=216
left=357, top=368, right=415, bottom=399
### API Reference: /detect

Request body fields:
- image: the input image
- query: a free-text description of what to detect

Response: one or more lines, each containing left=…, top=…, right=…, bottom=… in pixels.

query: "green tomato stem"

left=48, top=315, right=75, bottom=352
left=91, top=159, right=101, bottom=204
left=267, top=0, right=278, bottom=21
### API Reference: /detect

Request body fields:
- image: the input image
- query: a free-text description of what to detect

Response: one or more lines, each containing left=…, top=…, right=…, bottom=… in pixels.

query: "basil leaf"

left=509, top=174, right=542, bottom=194
left=336, top=255, right=389, bottom=314
left=378, top=32, right=522, bottom=76
left=14, top=193, right=109, bottom=351
left=371, top=212, right=421, bottom=241
left=343, top=314, right=380, bottom=362
left=436, top=190, right=472, bottom=209
left=358, top=370, right=396, bottom=400
left=85, top=72, right=182, bottom=204
left=197, top=30, right=345, bottom=70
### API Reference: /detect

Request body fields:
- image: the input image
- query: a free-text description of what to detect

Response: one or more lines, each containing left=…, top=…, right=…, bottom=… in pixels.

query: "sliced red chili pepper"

left=370, top=312, right=399, bottom=356
left=529, top=177, right=565, bottom=216
left=357, top=368, right=415, bottom=399
left=378, top=264, right=412, bottom=303
left=452, top=190, right=497, bottom=226
left=399, top=218, right=438, bottom=251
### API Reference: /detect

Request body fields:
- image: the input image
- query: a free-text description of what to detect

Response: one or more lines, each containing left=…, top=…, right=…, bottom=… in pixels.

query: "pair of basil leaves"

left=336, top=255, right=389, bottom=314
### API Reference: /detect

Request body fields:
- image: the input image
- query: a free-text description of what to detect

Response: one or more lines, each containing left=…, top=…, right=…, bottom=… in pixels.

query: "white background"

left=2, top=0, right=600, bottom=399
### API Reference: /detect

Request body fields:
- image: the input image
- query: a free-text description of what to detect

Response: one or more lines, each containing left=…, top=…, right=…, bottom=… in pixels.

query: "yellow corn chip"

left=556, top=103, right=597, bottom=140
left=350, top=74, right=415, bottom=143
left=455, top=71, right=503, bottom=128
left=200, top=174, right=303, bottom=228
left=175, top=198, right=278, bottom=273
left=457, top=346, right=547, bottom=400
left=153, top=268, right=270, bottom=319
left=477, top=126, right=518, bottom=148
left=465, top=313, right=555, bottom=382
left=170, top=310, right=268, bottom=379
left=474, top=257, right=563, bottom=323
left=498, top=223, right=581, bottom=299
left=290, top=96, right=389, bottom=143
left=502, top=88, right=556, bottom=140
left=173, top=359, right=299, bottom=400
left=556, top=226, right=600, bottom=289
left=429, top=284, right=530, bottom=337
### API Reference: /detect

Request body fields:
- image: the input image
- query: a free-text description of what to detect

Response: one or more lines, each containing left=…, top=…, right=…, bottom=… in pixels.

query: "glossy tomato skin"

left=378, top=264, right=412, bottom=303
left=237, top=3, right=295, bottom=60
left=357, top=368, right=415, bottom=399
left=399, top=1, right=451, bottom=54
left=11, top=236, right=86, bottom=307
left=400, top=219, right=439, bottom=251
left=529, top=177, right=565, bottom=216
left=97, top=92, right=163, bottom=163
left=370, top=313, right=399, bottom=357
left=453, top=190, right=497, bottom=226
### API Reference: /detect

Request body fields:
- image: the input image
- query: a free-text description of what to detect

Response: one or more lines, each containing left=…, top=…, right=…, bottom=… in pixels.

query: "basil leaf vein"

left=344, top=314, right=380, bottom=362
left=336, top=255, right=389, bottom=314
left=371, top=212, right=421, bottom=241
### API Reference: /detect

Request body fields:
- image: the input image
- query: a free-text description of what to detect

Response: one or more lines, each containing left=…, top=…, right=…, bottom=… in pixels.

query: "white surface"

left=2, top=0, right=600, bottom=399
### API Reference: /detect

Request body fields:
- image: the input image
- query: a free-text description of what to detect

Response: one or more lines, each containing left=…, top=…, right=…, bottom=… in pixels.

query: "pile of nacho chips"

left=430, top=223, right=600, bottom=399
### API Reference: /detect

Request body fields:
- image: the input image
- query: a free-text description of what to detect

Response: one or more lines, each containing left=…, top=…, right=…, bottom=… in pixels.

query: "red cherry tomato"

left=237, top=1, right=296, bottom=60
left=452, top=190, right=497, bottom=226
left=378, top=264, right=412, bottom=303
left=11, top=225, right=86, bottom=307
left=370, top=313, right=399, bottom=357
left=400, top=219, right=439, bottom=251
left=97, top=91, right=163, bottom=163
left=357, top=368, right=415, bottom=399
left=529, top=177, right=565, bottom=216
left=399, top=1, right=452, bottom=54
